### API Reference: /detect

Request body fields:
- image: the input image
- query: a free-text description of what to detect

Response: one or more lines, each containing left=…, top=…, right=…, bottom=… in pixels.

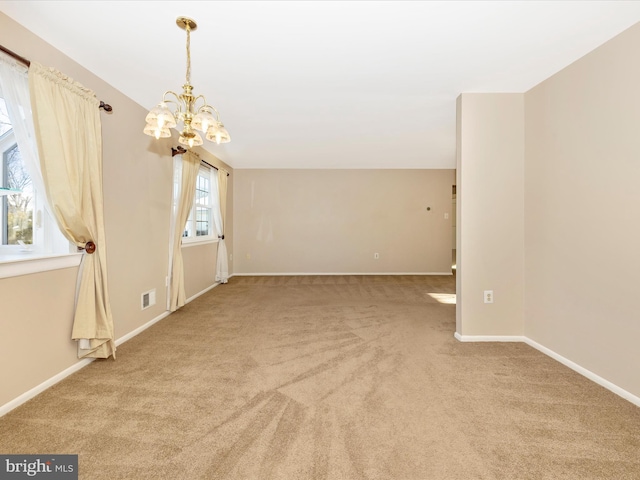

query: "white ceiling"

left=2, top=1, right=640, bottom=169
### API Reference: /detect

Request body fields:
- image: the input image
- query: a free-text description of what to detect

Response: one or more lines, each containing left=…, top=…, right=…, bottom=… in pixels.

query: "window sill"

left=181, top=238, right=219, bottom=248
left=0, top=252, right=83, bottom=279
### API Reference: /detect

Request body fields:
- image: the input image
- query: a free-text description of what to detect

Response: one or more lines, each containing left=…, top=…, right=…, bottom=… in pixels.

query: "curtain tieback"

left=218, top=235, right=225, bottom=240
left=83, top=241, right=96, bottom=254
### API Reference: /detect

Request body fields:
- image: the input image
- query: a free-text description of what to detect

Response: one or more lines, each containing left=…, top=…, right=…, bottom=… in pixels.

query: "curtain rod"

left=171, top=146, right=230, bottom=176
left=0, top=43, right=113, bottom=112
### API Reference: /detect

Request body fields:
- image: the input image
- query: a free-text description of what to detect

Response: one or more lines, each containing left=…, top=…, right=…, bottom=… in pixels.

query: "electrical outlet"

left=374, top=253, right=379, bottom=260
left=484, top=290, right=494, bottom=304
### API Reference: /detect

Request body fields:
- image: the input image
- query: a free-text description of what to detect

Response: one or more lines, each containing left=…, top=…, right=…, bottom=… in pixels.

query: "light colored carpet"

left=1, top=275, right=639, bottom=479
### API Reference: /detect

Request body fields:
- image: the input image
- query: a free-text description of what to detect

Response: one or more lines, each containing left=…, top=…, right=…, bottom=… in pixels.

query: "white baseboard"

left=523, top=337, right=640, bottom=408
left=1, top=309, right=172, bottom=418
left=115, top=311, right=171, bottom=347
left=454, top=332, right=640, bottom=408
left=120, top=285, right=223, bottom=346
left=185, top=281, right=221, bottom=304
left=0, top=357, right=94, bottom=417
left=454, top=332, right=525, bottom=342
left=232, top=272, right=453, bottom=276
left=0, top=280, right=228, bottom=417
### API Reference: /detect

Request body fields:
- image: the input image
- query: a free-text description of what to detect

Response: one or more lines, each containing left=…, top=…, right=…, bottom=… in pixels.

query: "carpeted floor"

left=1, top=275, right=639, bottom=479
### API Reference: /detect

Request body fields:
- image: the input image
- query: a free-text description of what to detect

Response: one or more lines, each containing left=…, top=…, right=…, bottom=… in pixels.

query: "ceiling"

left=1, top=1, right=640, bottom=169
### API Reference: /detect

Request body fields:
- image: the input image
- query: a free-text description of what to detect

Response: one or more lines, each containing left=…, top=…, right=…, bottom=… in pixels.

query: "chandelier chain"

left=185, top=24, right=191, bottom=85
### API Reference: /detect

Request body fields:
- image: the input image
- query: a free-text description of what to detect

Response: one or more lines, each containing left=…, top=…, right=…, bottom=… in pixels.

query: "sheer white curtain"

left=0, top=53, right=65, bottom=253
left=212, top=168, right=229, bottom=283
left=166, top=153, right=182, bottom=310
left=168, top=150, right=199, bottom=311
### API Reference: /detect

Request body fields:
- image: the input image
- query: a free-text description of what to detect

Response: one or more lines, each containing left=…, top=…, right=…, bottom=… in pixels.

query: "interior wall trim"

left=233, top=272, right=454, bottom=277
left=523, top=337, right=640, bottom=408
left=0, top=253, right=82, bottom=279
left=185, top=281, right=221, bottom=304
left=115, top=311, right=171, bottom=347
left=0, top=309, right=171, bottom=418
left=454, top=333, right=524, bottom=342
left=0, top=276, right=227, bottom=418
left=0, top=357, right=94, bottom=418
left=454, top=333, right=640, bottom=408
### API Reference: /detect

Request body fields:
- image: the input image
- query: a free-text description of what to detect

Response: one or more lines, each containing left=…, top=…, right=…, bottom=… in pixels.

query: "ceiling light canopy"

left=143, top=16, right=230, bottom=149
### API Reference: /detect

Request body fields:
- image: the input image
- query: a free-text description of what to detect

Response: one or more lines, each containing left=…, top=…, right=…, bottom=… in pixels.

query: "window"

left=182, top=165, right=219, bottom=245
left=0, top=96, right=33, bottom=248
left=0, top=85, right=71, bottom=265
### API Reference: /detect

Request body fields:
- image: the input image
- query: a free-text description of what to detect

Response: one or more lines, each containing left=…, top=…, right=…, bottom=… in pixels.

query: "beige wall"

left=0, top=268, right=78, bottom=406
left=0, top=12, right=232, bottom=408
left=456, top=24, right=640, bottom=399
left=183, top=244, right=217, bottom=299
left=233, top=169, right=454, bottom=274
left=456, top=93, right=525, bottom=336
left=524, top=24, right=640, bottom=397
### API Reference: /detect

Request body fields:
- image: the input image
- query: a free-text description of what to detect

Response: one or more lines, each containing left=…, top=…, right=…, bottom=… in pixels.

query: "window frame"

left=181, top=164, right=219, bottom=247
left=2, top=139, right=33, bottom=248
left=0, top=124, right=30, bottom=251
left=0, top=72, right=74, bottom=273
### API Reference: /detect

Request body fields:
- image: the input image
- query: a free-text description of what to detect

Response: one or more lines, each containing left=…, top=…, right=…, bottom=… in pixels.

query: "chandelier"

left=143, top=16, right=230, bottom=148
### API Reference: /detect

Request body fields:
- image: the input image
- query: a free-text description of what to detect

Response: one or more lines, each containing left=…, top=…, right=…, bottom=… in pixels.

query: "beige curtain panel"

left=215, top=168, right=229, bottom=283
left=169, top=151, right=200, bottom=311
left=29, top=61, right=115, bottom=359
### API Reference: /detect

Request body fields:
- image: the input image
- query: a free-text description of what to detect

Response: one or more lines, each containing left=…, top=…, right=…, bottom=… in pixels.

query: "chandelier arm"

left=163, top=90, right=180, bottom=99
left=205, top=104, right=221, bottom=121
left=162, top=91, right=182, bottom=107
left=193, top=97, right=221, bottom=121
left=193, top=95, right=208, bottom=110
left=163, top=99, right=180, bottom=111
